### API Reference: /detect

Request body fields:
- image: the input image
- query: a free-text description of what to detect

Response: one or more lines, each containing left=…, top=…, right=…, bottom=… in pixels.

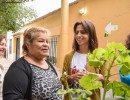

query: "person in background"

left=3, top=27, right=62, bottom=100
left=0, top=34, right=12, bottom=98
left=0, top=64, right=4, bottom=95
left=61, top=20, right=106, bottom=100
left=0, top=64, right=4, bottom=84
left=119, top=34, right=130, bottom=86
left=0, top=35, right=6, bottom=83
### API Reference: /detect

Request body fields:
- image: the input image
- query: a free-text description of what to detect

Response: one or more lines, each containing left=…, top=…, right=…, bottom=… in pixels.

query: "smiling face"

left=0, top=38, right=6, bottom=57
left=27, top=32, right=50, bottom=59
left=73, top=20, right=98, bottom=52
left=75, top=24, right=89, bottom=47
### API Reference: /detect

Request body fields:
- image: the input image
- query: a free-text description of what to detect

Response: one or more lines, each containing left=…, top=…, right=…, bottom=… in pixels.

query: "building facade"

left=12, top=0, right=130, bottom=80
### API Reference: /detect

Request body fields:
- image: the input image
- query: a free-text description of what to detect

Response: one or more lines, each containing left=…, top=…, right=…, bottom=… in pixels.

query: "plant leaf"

left=79, top=74, right=102, bottom=91
left=112, top=81, right=130, bottom=96
left=105, top=82, right=113, bottom=91
left=57, top=89, right=68, bottom=95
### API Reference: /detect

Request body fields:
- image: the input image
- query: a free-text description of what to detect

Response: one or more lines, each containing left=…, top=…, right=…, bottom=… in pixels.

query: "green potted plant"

left=58, top=42, right=130, bottom=100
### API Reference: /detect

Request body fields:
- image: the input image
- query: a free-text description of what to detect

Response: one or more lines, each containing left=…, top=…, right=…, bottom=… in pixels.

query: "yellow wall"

left=13, top=34, right=20, bottom=56
left=69, top=0, right=130, bottom=47
left=24, top=10, right=61, bottom=36
left=13, top=0, right=130, bottom=81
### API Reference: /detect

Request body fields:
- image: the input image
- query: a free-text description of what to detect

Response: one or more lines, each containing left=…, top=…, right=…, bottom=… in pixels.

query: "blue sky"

left=26, top=0, right=76, bottom=17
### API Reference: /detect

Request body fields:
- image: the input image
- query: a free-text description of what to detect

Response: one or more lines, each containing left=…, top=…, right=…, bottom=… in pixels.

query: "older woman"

left=3, top=27, right=62, bottom=100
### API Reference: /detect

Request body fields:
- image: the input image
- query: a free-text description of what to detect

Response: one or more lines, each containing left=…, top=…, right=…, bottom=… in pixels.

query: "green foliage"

left=58, top=88, right=92, bottom=96
left=0, top=0, right=36, bottom=33
left=88, top=42, right=130, bottom=74
left=79, top=74, right=102, bottom=91
left=112, top=81, right=130, bottom=97
left=58, top=72, right=93, bottom=100
left=59, top=42, right=130, bottom=100
left=0, top=0, right=34, bottom=3
left=87, top=42, right=130, bottom=100
left=88, top=48, right=105, bottom=68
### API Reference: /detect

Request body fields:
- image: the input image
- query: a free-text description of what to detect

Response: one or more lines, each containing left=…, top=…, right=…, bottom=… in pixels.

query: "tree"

left=0, top=0, right=36, bottom=33
left=0, top=0, right=33, bottom=3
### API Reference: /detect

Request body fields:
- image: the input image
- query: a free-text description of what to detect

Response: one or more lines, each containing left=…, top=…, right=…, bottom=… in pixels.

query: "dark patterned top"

left=30, top=64, right=62, bottom=100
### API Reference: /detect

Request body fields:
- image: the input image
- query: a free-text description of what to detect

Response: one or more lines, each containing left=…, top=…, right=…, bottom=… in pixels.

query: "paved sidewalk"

left=100, top=88, right=113, bottom=98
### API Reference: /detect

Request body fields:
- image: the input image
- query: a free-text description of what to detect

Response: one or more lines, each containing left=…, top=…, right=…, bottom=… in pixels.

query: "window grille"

left=48, top=36, right=58, bottom=65
left=16, top=38, right=20, bottom=60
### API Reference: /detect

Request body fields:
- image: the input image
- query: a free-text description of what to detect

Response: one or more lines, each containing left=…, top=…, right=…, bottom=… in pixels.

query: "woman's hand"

left=84, top=71, right=104, bottom=81
left=71, top=72, right=87, bottom=81
left=85, top=72, right=104, bottom=81
left=67, top=71, right=104, bottom=84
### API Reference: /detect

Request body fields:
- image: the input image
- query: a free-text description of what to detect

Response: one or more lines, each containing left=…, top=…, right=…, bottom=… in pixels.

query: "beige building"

left=13, top=0, right=130, bottom=80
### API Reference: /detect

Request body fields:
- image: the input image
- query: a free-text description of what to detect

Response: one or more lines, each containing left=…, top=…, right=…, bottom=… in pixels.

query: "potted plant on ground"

left=58, top=42, right=130, bottom=100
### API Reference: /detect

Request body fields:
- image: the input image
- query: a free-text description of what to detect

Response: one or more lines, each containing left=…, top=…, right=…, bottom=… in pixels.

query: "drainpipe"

left=58, top=0, right=69, bottom=71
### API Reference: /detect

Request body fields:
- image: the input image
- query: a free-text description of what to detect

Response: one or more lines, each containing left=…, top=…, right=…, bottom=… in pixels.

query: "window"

left=48, top=36, right=58, bottom=65
left=16, top=38, right=20, bottom=60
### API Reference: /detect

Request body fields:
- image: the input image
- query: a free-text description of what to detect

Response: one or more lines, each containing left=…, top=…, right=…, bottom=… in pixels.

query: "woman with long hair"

left=61, top=20, right=106, bottom=100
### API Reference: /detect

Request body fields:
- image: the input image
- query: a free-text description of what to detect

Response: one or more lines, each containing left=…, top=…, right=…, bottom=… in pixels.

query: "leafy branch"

left=58, top=72, right=93, bottom=100
left=88, top=42, right=130, bottom=100
left=0, top=0, right=36, bottom=33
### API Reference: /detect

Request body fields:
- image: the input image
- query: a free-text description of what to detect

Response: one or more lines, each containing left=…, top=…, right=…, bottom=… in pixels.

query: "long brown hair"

left=72, top=20, right=98, bottom=52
